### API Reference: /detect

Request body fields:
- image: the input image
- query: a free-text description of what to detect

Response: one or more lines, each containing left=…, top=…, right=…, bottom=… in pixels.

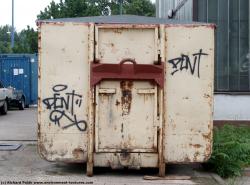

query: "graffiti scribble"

left=42, top=84, right=87, bottom=132
left=168, top=49, right=208, bottom=78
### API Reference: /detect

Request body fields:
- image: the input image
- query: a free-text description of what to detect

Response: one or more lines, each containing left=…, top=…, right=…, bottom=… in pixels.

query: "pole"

left=119, top=0, right=123, bottom=15
left=11, top=0, right=14, bottom=48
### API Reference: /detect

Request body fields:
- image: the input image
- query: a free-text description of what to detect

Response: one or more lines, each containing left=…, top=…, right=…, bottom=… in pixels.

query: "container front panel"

left=164, top=25, right=214, bottom=163
left=38, top=22, right=89, bottom=162
left=95, top=81, right=158, bottom=153
left=96, top=26, right=158, bottom=64
left=94, top=25, right=160, bottom=155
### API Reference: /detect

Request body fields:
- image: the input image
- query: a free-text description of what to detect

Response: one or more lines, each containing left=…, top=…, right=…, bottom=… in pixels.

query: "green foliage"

left=123, top=0, right=155, bottom=16
left=0, top=25, right=38, bottom=54
left=37, top=0, right=155, bottom=20
left=0, top=25, right=12, bottom=53
left=13, top=26, right=38, bottom=53
left=207, top=125, right=250, bottom=178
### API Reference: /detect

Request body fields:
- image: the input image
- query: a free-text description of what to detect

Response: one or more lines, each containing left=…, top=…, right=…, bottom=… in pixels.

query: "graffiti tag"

left=168, top=49, right=208, bottom=78
left=42, top=84, right=87, bottom=132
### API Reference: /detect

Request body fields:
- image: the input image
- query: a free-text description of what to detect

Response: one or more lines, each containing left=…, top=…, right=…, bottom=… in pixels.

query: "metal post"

left=11, top=0, right=14, bottom=48
left=119, top=0, right=123, bottom=15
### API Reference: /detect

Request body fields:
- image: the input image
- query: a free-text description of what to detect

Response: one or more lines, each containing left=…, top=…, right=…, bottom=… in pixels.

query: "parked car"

left=0, top=81, right=26, bottom=115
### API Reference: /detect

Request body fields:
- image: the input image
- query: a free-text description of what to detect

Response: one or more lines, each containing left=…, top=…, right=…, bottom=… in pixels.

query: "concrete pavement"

left=0, top=108, right=37, bottom=141
left=0, top=142, right=219, bottom=185
left=0, top=108, right=244, bottom=185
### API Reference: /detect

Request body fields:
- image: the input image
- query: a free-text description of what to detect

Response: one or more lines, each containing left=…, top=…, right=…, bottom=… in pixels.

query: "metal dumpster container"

left=37, top=15, right=215, bottom=176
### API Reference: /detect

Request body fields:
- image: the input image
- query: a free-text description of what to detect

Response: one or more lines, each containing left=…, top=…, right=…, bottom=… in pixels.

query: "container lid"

left=37, top=15, right=209, bottom=25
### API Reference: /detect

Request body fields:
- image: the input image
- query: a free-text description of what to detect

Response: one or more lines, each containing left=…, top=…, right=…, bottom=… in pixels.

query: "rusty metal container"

left=37, top=15, right=215, bottom=176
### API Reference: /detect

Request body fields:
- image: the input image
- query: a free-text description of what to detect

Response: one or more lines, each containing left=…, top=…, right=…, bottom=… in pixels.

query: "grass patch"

left=205, top=125, right=250, bottom=178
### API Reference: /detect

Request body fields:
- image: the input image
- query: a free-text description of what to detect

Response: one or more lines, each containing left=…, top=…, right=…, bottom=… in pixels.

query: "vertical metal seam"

left=238, top=0, right=241, bottom=90
left=217, top=0, right=219, bottom=90
left=249, top=0, right=250, bottom=90
left=206, top=0, right=208, bottom=23
left=227, top=0, right=230, bottom=90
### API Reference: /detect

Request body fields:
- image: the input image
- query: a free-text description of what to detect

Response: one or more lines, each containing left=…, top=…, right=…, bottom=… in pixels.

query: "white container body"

left=38, top=19, right=215, bottom=169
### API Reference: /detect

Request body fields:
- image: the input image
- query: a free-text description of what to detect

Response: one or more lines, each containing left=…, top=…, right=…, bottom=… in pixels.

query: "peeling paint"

left=120, top=81, right=133, bottom=116
left=38, top=21, right=214, bottom=172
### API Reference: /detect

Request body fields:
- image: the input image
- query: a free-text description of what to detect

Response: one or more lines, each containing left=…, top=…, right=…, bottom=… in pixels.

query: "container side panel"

left=38, top=23, right=89, bottom=162
left=164, top=25, right=214, bottom=163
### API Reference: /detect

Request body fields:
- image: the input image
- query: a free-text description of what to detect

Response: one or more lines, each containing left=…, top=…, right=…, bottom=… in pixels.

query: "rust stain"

left=113, top=29, right=123, bottom=34
left=72, top=148, right=84, bottom=160
left=115, top=99, right=120, bottom=106
left=193, top=151, right=200, bottom=161
left=202, top=132, right=212, bottom=141
left=204, top=143, right=212, bottom=161
left=165, top=23, right=216, bottom=29
left=120, top=81, right=133, bottom=115
left=203, top=94, right=210, bottom=98
left=121, top=123, right=124, bottom=133
left=123, top=135, right=134, bottom=150
left=38, top=143, right=48, bottom=158
left=189, top=144, right=202, bottom=149
left=183, top=156, right=191, bottom=162
left=97, top=24, right=157, bottom=29
left=38, top=29, right=42, bottom=80
left=37, top=123, right=41, bottom=138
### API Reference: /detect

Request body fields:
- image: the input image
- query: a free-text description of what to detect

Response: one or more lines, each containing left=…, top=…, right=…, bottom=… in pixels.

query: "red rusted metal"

left=90, top=58, right=165, bottom=88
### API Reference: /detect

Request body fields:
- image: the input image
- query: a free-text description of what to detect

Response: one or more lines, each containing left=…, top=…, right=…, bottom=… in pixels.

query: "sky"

left=0, top=0, right=156, bottom=32
left=0, top=0, right=60, bottom=32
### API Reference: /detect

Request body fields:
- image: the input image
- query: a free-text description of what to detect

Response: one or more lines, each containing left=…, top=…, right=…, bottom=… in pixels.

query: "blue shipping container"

left=0, top=54, right=38, bottom=105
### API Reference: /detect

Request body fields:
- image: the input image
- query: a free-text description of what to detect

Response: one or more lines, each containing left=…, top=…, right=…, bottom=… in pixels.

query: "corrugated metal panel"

left=156, top=0, right=193, bottom=21
left=0, top=54, right=38, bottom=105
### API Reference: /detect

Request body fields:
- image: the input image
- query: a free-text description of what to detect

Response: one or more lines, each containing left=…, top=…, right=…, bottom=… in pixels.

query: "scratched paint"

left=38, top=22, right=90, bottom=162
left=95, top=81, right=158, bottom=153
left=120, top=81, right=133, bottom=116
left=42, top=84, right=87, bottom=132
left=164, top=26, right=214, bottom=163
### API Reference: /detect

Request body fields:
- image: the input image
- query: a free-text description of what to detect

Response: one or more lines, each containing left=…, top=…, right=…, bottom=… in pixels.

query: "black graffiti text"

left=168, top=49, right=208, bottom=78
left=42, top=84, right=87, bottom=132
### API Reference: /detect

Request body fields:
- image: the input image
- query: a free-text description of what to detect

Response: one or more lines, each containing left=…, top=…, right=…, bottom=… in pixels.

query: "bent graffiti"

left=42, top=84, right=87, bottom=132
left=168, top=49, right=208, bottom=78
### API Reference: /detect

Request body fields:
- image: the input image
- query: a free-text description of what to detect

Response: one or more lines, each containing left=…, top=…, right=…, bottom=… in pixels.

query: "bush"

left=206, top=125, right=250, bottom=178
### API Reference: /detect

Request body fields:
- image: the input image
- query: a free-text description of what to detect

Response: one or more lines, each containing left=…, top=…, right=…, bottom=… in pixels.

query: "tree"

left=0, top=25, right=16, bottom=53
left=1, top=0, right=155, bottom=54
left=0, top=25, right=38, bottom=54
left=13, top=26, right=38, bottom=53
left=37, top=0, right=155, bottom=20
left=123, top=0, right=155, bottom=16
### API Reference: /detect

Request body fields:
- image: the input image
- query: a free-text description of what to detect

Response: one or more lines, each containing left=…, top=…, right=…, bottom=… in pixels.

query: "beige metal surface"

left=38, top=22, right=90, bottom=162
left=95, top=81, right=158, bottom=153
left=38, top=20, right=215, bottom=171
left=96, top=25, right=159, bottom=64
left=164, top=25, right=214, bottom=163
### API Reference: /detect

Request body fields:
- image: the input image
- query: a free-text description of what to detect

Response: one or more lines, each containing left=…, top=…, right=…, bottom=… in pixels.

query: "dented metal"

left=38, top=17, right=215, bottom=176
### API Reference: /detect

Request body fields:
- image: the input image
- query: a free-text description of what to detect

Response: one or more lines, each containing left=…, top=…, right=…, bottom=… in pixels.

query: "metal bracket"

left=90, top=58, right=165, bottom=88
